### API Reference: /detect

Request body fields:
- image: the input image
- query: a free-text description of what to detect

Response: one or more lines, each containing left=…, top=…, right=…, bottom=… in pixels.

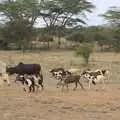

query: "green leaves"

left=103, top=6, right=120, bottom=52
left=0, top=0, right=95, bottom=50
left=0, top=0, right=41, bottom=50
left=41, top=0, right=94, bottom=28
left=76, top=43, right=93, bottom=65
left=103, top=6, right=120, bottom=25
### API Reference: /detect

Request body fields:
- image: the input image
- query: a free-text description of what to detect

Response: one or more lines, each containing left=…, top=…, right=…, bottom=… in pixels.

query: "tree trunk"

left=58, top=38, right=61, bottom=49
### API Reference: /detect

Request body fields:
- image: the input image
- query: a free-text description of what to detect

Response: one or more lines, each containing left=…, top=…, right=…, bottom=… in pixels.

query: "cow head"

left=53, top=71, right=63, bottom=80
left=101, top=69, right=109, bottom=76
left=50, top=68, right=72, bottom=80
left=6, top=67, right=16, bottom=75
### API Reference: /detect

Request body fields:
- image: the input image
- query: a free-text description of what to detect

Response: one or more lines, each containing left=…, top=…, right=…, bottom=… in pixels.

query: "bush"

left=76, top=43, right=93, bottom=66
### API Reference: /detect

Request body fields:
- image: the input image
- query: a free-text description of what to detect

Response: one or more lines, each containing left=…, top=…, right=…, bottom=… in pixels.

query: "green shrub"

left=76, top=43, right=93, bottom=66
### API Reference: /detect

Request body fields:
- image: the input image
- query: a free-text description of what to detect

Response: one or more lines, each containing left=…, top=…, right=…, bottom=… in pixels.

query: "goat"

left=61, top=75, right=84, bottom=91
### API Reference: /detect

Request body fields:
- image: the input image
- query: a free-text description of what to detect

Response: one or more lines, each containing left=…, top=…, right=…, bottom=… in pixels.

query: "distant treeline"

left=0, top=0, right=119, bottom=52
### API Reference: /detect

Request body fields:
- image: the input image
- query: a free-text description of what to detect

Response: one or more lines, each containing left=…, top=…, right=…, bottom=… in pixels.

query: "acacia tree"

left=0, top=0, right=41, bottom=51
left=40, top=0, right=95, bottom=48
left=103, top=6, right=120, bottom=52
left=41, top=0, right=94, bottom=27
left=0, top=0, right=95, bottom=50
left=103, top=6, right=120, bottom=25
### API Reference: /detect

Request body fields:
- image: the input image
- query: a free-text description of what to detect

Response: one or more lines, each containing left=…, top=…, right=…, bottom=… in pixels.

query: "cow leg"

left=65, top=83, right=69, bottom=91
left=78, top=81, right=84, bottom=89
left=28, top=86, right=32, bottom=93
left=37, top=73, right=44, bottom=90
left=23, top=84, right=27, bottom=92
left=25, top=79, right=32, bottom=93
left=73, top=82, right=77, bottom=91
left=40, top=83, right=44, bottom=90
left=61, top=82, right=65, bottom=91
left=37, top=72, right=43, bottom=83
left=32, top=84, right=35, bottom=92
left=35, top=84, right=39, bottom=92
left=22, top=81, right=27, bottom=92
left=23, top=87, right=27, bottom=92
left=38, top=79, right=44, bottom=90
left=56, top=82, right=60, bottom=88
left=88, top=79, right=92, bottom=89
left=40, top=74, right=43, bottom=83
left=56, top=80, right=62, bottom=88
left=0, top=79, right=3, bottom=87
left=15, top=75, right=20, bottom=83
left=102, top=78, right=106, bottom=89
left=21, top=79, right=27, bottom=92
left=6, top=79, right=10, bottom=86
left=28, top=84, right=35, bottom=93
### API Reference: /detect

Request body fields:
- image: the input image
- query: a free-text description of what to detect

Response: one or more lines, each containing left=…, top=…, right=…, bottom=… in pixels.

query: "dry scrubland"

left=0, top=51, right=120, bottom=120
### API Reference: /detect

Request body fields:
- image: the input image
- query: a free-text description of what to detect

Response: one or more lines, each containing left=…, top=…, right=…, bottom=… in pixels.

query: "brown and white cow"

left=50, top=67, right=71, bottom=88
left=15, top=74, right=43, bottom=93
left=81, top=69, right=110, bottom=89
left=61, top=74, right=84, bottom=91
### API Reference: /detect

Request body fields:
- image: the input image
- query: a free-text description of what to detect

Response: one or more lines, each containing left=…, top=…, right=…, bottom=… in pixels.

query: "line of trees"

left=0, top=0, right=94, bottom=50
left=0, top=0, right=119, bottom=53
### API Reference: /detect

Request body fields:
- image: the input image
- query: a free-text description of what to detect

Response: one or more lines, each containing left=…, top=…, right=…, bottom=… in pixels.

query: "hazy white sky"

left=87, top=0, right=120, bottom=25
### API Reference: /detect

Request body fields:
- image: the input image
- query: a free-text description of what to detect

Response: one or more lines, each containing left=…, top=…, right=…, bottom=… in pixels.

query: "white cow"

left=81, top=69, right=110, bottom=89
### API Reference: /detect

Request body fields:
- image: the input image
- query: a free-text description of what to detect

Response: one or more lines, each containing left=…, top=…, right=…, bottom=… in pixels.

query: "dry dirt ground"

left=0, top=51, right=120, bottom=120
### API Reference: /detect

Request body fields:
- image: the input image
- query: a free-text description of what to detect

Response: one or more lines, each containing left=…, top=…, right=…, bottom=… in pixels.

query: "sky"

left=87, top=0, right=120, bottom=26
left=0, top=0, right=120, bottom=26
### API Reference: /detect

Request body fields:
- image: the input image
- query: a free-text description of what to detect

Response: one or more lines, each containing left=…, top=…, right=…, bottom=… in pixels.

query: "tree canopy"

left=0, top=0, right=95, bottom=50
left=103, top=6, right=120, bottom=52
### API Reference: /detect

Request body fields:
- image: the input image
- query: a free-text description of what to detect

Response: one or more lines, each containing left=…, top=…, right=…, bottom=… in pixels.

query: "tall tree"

left=40, top=0, right=94, bottom=48
left=103, top=6, right=120, bottom=25
left=103, top=6, right=120, bottom=52
left=0, top=0, right=41, bottom=50
left=41, top=0, right=94, bottom=28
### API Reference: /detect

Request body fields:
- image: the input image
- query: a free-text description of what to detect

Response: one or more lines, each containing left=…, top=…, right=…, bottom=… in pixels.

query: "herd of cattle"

left=0, top=62, right=110, bottom=93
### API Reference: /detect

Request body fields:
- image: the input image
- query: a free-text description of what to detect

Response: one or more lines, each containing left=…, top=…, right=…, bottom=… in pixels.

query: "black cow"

left=6, top=62, right=43, bottom=84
